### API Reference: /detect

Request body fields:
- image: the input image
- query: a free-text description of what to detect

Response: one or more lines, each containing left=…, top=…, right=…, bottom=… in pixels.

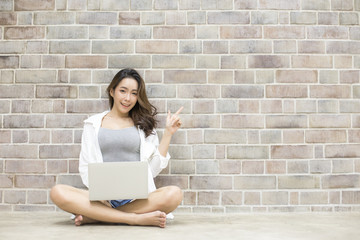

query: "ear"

left=110, top=88, right=114, bottom=97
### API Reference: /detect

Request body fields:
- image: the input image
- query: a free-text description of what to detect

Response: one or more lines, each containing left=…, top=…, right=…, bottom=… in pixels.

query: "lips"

left=121, top=103, right=131, bottom=108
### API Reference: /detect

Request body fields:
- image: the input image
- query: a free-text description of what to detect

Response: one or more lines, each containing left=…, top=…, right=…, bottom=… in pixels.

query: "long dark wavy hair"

left=106, top=68, right=157, bottom=137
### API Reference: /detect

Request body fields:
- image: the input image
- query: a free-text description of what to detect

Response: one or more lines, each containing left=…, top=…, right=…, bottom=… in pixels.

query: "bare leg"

left=50, top=184, right=182, bottom=227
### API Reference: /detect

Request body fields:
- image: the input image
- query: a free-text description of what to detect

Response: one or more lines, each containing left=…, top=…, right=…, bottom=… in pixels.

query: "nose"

left=125, top=93, right=131, bottom=101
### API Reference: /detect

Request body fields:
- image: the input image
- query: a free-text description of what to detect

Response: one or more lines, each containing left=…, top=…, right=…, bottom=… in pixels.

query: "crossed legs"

left=50, top=184, right=183, bottom=228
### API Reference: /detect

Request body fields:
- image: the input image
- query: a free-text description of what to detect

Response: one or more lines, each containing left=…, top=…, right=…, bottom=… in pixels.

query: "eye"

left=120, top=89, right=126, bottom=93
left=132, top=92, right=138, bottom=96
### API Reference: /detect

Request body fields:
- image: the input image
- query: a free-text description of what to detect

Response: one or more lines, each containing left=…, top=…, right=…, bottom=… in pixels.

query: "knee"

left=161, top=186, right=183, bottom=207
left=50, top=184, right=68, bottom=207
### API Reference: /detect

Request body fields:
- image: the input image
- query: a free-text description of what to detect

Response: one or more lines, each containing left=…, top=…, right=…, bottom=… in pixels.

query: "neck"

left=108, top=109, right=129, bottom=119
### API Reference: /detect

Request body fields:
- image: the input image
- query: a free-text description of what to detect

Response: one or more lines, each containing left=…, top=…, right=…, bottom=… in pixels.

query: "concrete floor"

left=0, top=212, right=359, bottom=240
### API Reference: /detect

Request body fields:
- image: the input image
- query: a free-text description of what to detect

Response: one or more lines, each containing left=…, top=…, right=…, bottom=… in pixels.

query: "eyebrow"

left=119, top=86, right=138, bottom=92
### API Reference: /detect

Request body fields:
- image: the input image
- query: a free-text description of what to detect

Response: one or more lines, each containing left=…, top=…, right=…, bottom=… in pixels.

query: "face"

left=110, top=77, right=139, bottom=116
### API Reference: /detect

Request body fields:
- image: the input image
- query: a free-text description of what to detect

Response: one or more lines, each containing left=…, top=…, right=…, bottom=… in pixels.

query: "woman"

left=50, top=68, right=183, bottom=228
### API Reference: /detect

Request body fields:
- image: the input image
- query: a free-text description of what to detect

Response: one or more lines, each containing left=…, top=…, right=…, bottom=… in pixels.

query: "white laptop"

left=88, top=161, right=149, bottom=201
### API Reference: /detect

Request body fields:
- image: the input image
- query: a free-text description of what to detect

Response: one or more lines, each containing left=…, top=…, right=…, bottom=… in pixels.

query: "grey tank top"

left=98, top=126, right=141, bottom=162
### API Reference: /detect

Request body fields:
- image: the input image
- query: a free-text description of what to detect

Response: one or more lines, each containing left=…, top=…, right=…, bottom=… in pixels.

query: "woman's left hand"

left=165, top=106, right=184, bottom=135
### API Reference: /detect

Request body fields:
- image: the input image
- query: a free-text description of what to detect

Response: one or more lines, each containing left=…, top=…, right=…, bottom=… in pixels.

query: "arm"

left=158, top=107, right=183, bottom=157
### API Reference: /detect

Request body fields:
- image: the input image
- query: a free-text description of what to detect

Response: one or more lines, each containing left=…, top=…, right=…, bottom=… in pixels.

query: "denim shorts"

left=108, top=199, right=133, bottom=208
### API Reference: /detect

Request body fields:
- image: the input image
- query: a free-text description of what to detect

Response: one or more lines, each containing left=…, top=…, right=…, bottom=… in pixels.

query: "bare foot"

left=131, top=211, right=167, bottom=228
left=74, top=214, right=98, bottom=226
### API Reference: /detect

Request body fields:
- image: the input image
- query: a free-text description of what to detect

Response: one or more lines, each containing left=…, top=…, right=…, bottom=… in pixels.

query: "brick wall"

left=0, top=0, right=360, bottom=212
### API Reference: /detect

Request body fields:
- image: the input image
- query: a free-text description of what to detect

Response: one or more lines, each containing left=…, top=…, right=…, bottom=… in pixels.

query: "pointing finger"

left=174, top=106, right=184, bottom=116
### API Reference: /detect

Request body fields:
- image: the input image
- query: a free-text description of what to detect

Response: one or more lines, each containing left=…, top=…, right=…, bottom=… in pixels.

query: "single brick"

left=327, top=41, right=360, bottom=54
left=27, top=190, right=47, bottom=204
left=237, top=99, right=258, bottom=113
left=310, top=115, right=350, bottom=128
left=228, top=146, right=268, bottom=159
left=136, top=41, right=178, bottom=54
left=198, top=191, right=220, bottom=205
left=153, top=26, right=195, bottom=39
left=249, top=55, right=289, bottom=68
left=335, top=56, right=353, bottom=68
left=242, top=161, right=264, bottom=174
left=5, top=160, right=45, bottom=173
left=340, top=13, right=359, bottom=25
left=274, top=40, right=296, bottom=53
left=340, top=100, right=360, bottom=113
left=154, top=0, right=177, bottom=10
left=39, top=145, right=80, bottom=159
left=110, top=26, right=151, bottom=39
left=318, top=12, right=338, bottom=25
left=36, top=85, right=77, bottom=98
left=47, top=26, right=87, bottom=39
left=266, top=85, right=308, bottom=98
left=208, top=11, right=249, bottom=24
left=146, top=85, right=176, bottom=98
left=0, top=0, right=13, bottom=11
left=92, top=40, right=133, bottom=54
left=302, top=0, right=330, bottom=10
left=203, top=41, right=228, bottom=54
left=331, top=0, right=353, bottom=10
left=4, top=27, right=45, bottom=39
left=263, top=191, right=288, bottom=205
left=154, top=176, right=188, bottom=189
left=271, top=145, right=312, bottom=159
left=15, top=175, right=55, bottom=188
left=20, top=55, right=41, bottom=68
left=222, top=191, right=242, bottom=205
left=42, top=55, right=65, bottom=68
left=300, top=192, right=328, bottom=205
left=118, top=12, right=140, bottom=25
left=34, top=12, right=75, bottom=25
left=171, top=160, right=195, bottom=174
left=15, top=70, right=56, bottom=83
left=164, top=70, right=206, bottom=84
left=180, top=115, right=220, bottom=128
left=266, top=115, right=307, bottom=128
left=230, top=40, right=272, bottom=53
left=251, top=11, right=278, bottom=24
left=306, top=130, right=346, bottom=143
left=308, top=26, right=348, bottom=39
left=101, top=0, right=128, bottom=10
left=260, top=130, right=282, bottom=143
left=67, top=100, right=108, bottom=113
left=193, top=100, right=214, bottom=113
left=340, top=70, right=359, bottom=84
left=322, top=175, right=360, bottom=188
left=4, top=190, right=26, bottom=204
left=77, top=12, right=117, bottom=24
left=166, top=11, right=186, bottom=25
left=259, top=0, right=300, bottom=10
left=234, top=176, right=276, bottom=189
left=46, top=115, right=87, bottom=128
left=197, top=55, right=219, bottom=69
left=222, top=85, right=264, bottom=98
left=325, top=144, right=360, bottom=158
left=50, top=41, right=90, bottom=54
left=11, top=100, right=30, bottom=113
left=292, top=56, right=332, bottom=68
left=190, top=176, right=232, bottom=190
left=15, top=0, right=55, bottom=10
left=342, top=191, right=360, bottom=204
left=0, top=175, right=13, bottom=188
left=220, top=160, right=241, bottom=174
left=310, top=85, right=351, bottom=98
left=234, top=0, right=257, bottom=9
left=141, top=12, right=165, bottom=25
left=0, top=85, right=33, bottom=98
left=264, top=26, right=305, bottom=39
left=220, top=26, right=262, bottom=39
left=29, top=130, right=50, bottom=143
left=0, top=56, right=19, bottom=69
left=222, top=115, right=264, bottom=128
left=244, top=192, right=260, bottom=205
left=196, top=160, right=219, bottom=174
left=266, top=161, right=286, bottom=174
left=278, top=176, right=320, bottom=189
left=187, top=11, right=206, bottom=24
left=109, top=55, right=150, bottom=68
left=0, top=41, right=25, bottom=54
left=4, top=115, right=44, bottom=128
left=26, top=41, right=48, bottom=54
left=276, top=70, right=317, bottom=83
left=221, top=56, right=246, bottom=69
left=0, top=12, right=17, bottom=25
left=290, top=12, right=317, bottom=24
left=66, top=56, right=107, bottom=68
left=298, top=41, right=325, bottom=54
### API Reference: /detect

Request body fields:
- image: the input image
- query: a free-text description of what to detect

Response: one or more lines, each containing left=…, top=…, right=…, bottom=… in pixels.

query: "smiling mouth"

left=121, top=103, right=131, bottom=108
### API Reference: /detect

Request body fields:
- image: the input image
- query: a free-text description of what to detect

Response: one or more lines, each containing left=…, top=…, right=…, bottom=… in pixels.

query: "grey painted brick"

left=16, top=70, right=56, bottom=83
left=228, top=146, right=269, bottom=159
left=4, top=115, right=44, bottom=128
left=46, top=115, right=87, bottom=128
left=39, top=145, right=81, bottom=159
